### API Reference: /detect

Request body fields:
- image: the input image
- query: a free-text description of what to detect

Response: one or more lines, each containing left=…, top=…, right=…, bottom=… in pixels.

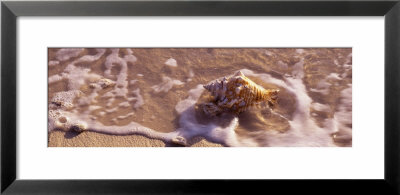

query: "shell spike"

left=234, top=70, right=245, bottom=77
left=203, top=84, right=211, bottom=91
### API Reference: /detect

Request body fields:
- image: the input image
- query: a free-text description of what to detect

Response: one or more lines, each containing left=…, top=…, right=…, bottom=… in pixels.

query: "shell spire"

left=201, top=70, right=279, bottom=115
left=234, top=70, right=245, bottom=77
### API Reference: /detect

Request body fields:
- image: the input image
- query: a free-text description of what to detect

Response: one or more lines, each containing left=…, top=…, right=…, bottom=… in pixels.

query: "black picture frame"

left=1, top=0, right=399, bottom=194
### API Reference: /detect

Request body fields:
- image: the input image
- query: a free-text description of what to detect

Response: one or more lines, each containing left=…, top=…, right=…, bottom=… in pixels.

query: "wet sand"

left=49, top=131, right=222, bottom=147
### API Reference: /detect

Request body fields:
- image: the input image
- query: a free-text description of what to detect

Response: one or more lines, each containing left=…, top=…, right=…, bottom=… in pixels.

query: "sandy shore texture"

left=48, top=131, right=222, bottom=147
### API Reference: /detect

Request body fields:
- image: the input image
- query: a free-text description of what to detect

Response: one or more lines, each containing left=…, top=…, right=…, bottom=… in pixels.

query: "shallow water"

left=48, top=48, right=352, bottom=147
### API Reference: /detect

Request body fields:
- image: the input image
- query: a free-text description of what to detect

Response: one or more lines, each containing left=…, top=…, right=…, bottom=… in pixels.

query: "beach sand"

left=48, top=131, right=223, bottom=147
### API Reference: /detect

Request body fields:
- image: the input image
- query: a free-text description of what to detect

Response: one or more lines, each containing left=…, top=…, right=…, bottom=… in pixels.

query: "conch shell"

left=202, top=71, right=279, bottom=115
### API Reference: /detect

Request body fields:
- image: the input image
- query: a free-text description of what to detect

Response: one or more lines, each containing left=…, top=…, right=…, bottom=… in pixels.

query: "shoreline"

left=48, top=131, right=223, bottom=147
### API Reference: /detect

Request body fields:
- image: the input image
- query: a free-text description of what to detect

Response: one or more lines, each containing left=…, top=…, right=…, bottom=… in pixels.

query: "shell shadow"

left=238, top=107, right=290, bottom=133
left=64, top=130, right=81, bottom=139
